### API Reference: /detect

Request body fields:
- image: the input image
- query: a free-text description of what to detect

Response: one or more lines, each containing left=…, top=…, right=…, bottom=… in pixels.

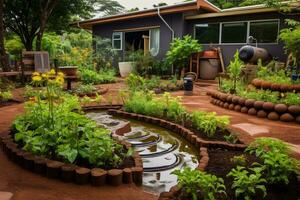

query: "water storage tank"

left=239, top=45, right=270, bottom=63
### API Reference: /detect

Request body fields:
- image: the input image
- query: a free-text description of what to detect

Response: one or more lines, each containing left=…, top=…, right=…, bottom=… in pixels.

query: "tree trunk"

left=0, top=0, right=9, bottom=71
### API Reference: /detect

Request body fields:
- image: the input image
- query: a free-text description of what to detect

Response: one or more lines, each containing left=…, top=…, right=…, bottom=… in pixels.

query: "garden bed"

left=209, top=91, right=300, bottom=124
left=252, top=78, right=300, bottom=93
left=0, top=128, right=143, bottom=187
left=158, top=149, right=300, bottom=200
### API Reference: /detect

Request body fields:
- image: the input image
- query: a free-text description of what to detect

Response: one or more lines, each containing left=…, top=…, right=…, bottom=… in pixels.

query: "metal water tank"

left=239, top=45, right=270, bottom=63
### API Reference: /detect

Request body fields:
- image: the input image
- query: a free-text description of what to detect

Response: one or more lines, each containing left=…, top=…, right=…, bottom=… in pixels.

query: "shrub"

left=227, top=166, right=267, bottom=200
left=173, top=167, right=226, bottom=200
left=230, top=155, right=247, bottom=166
left=166, top=35, right=202, bottom=72
left=0, top=91, right=13, bottom=102
left=227, top=51, right=243, bottom=93
left=224, top=134, right=239, bottom=144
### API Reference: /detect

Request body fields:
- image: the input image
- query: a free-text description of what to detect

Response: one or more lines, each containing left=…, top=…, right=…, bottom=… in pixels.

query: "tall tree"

left=3, top=0, right=124, bottom=51
left=0, top=0, right=8, bottom=71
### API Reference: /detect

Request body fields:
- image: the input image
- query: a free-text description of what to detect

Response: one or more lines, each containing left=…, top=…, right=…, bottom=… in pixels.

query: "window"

left=112, top=32, right=122, bottom=50
left=250, top=20, right=279, bottom=43
left=221, top=22, right=248, bottom=43
left=195, top=23, right=220, bottom=44
left=149, top=28, right=160, bottom=56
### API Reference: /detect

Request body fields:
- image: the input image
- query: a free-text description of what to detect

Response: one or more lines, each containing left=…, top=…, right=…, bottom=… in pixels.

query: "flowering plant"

left=31, top=69, right=65, bottom=128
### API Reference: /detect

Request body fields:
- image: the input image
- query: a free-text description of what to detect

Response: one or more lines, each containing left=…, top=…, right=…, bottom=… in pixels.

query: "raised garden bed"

left=208, top=91, right=300, bottom=124
left=0, top=130, right=143, bottom=187
left=158, top=148, right=300, bottom=200
left=252, top=78, right=300, bottom=93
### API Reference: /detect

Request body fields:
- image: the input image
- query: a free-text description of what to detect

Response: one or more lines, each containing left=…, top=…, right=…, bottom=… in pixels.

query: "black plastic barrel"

left=184, top=77, right=193, bottom=95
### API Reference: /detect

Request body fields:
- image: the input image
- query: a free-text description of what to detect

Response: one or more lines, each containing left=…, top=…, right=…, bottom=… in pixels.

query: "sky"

left=117, top=0, right=187, bottom=10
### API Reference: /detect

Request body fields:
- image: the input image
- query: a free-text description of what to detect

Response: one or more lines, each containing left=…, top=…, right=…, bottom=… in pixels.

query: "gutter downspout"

left=157, top=7, right=175, bottom=74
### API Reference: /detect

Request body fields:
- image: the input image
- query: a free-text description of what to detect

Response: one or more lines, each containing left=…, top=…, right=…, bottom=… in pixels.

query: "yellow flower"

left=32, top=72, right=40, bottom=77
left=49, top=69, right=56, bottom=75
left=55, top=76, right=64, bottom=85
left=42, top=73, right=49, bottom=79
left=32, top=75, right=42, bottom=82
left=57, top=72, right=65, bottom=78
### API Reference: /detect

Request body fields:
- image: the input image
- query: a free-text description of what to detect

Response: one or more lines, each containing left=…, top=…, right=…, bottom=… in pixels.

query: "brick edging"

left=0, top=132, right=143, bottom=187
left=208, top=91, right=300, bottom=124
left=107, top=109, right=247, bottom=151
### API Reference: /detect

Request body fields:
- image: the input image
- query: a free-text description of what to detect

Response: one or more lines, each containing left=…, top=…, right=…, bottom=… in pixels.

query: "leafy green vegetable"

left=173, top=167, right=226, bottom=200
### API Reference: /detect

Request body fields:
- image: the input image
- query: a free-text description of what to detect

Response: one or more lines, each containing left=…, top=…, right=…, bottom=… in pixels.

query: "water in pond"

left=86, top=111, right=199, bottom=194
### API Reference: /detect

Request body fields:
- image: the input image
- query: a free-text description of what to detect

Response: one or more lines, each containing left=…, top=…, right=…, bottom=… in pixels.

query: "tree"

left=153, top=3, right=168, bottom=7
left=3, top=0, right=124, bottom=51
left=0, top=0, right=9, bottom=71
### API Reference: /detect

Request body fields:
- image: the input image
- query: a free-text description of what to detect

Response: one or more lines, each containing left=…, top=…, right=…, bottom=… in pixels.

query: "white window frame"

left=112, top=32, right=123, bottom=50
left=193, top=19, right=280, bottom=45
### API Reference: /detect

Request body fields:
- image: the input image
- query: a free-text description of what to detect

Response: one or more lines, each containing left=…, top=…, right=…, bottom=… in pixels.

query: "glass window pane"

left=195, top=23, right=219, bottom=44
left=113, top=33, right=121, bottom=40
left=221, top=22, right=247, bottom=43
left=250, top=20, right=278, bottom=43
left=113, top=40, right=121, bottom=50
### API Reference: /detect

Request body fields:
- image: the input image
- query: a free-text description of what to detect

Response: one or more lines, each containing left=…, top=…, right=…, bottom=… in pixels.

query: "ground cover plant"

left=123, top=91, right=231, bottom=140
left=79, top=68, right=116, bottom=85
left=172, top=167, right=226, bottom=200
left=13, top=71, right=131, bottom=168
left=125, top=74, right=183, bottom=93
left=74, top=84, right=97, bottom=96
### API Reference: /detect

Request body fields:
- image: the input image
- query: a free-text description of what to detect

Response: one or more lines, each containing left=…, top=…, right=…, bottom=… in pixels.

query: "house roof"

left=74, top=0, right=221, bottom=29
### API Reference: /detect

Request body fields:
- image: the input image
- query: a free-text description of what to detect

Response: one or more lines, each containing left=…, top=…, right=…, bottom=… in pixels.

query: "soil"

left=205, top=149, right=300, bottom=200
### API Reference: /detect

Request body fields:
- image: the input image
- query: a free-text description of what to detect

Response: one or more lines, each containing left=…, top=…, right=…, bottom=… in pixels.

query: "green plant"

left=0, top=91, right=13, bottom=102
left=227, top=166, right=267, bottom=200
left=255, top=151, right=298, bottom=184
left=79, top=68, right=116, bottom=84
left=231, top=155, right=247, bottom=166
left=173, top=168, right=226, bottom=200
left=280, top=24, right=300, bottom=64
left=227, top=51, right=243, bottom=93
left=246, top=138, right=298, bottom=185
left=245, top=137, right=289, bottom=157
left=75, top=84, right=97, bottom=94
left=191, top=111, right=230, bottom=137
left=224, top=134, right=239, bottom=144
left=166, top=35, right=202, bottom=71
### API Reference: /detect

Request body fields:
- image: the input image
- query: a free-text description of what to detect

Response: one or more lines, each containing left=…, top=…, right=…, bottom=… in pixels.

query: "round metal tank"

left=239, top=45, right=270, bottom=63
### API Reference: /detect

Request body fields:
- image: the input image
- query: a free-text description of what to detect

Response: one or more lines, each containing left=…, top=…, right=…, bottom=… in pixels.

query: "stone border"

left=208, top=91, right=300, bottom=124
left=107, top=109, right=247, bottom=151
left=76, top=87, right=109, bottom=97
left=252, top=78, right=300, bottom=93
left=0, top=131, right=143, bottom=187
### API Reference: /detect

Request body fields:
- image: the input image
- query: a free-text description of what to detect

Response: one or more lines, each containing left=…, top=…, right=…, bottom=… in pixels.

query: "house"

left=76, top=0, right=300, bottom=67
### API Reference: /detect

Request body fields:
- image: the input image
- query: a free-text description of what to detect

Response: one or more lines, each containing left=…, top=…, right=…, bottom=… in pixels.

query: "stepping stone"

left=0, top=192, right=13, bottom=200
left=232, top=123, right=269, bottom=136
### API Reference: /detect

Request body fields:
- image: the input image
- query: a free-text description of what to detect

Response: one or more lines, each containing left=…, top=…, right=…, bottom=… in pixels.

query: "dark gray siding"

left=185, top=12, right=300, bottom=66
left=92, top=13, right=185, bottom=61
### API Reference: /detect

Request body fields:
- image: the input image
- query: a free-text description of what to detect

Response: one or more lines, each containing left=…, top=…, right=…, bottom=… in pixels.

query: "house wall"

left=92, top=13, right=186, bottom=63
left=185, top=12, right=300, bottom=66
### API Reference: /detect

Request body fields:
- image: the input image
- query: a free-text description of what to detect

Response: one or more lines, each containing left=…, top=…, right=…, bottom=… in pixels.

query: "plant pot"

left=118, top=62, right=135, bottom=78
left=59, top=66, right=78, bottom=76
left=199, top=59, right=220, bottom=80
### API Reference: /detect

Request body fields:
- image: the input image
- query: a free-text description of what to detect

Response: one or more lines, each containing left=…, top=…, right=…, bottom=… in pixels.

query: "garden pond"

left=86, top=111, right=199, bottom=194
